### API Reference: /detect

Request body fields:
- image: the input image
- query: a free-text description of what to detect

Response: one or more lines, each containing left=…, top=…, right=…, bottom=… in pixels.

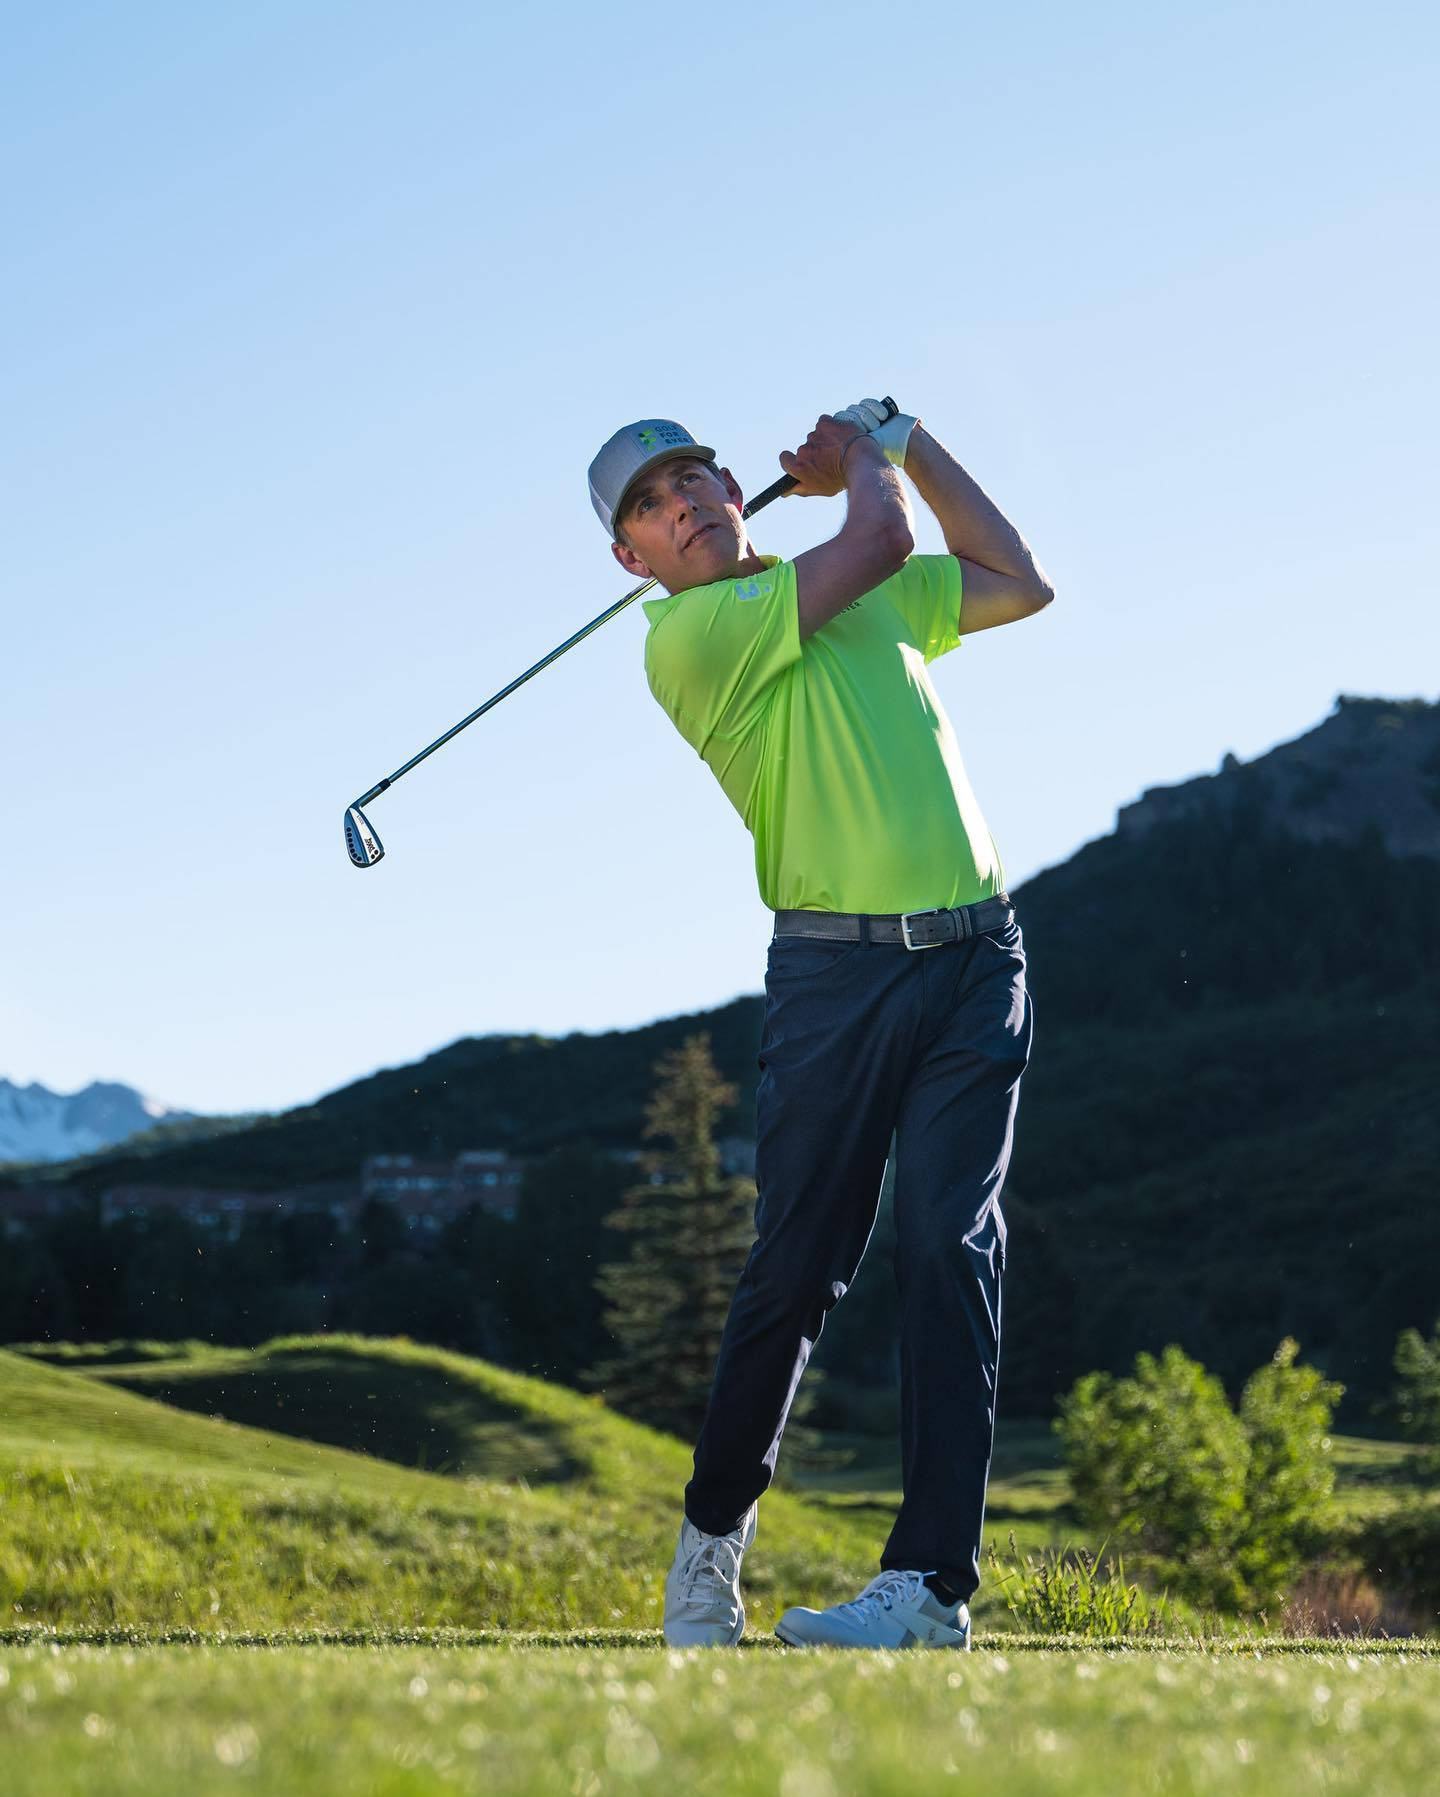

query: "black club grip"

left=741, top=473, right=796, bottom=517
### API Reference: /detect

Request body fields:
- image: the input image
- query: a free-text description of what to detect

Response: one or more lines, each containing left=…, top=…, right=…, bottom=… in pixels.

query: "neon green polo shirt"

left=642, top=553, right=1006, bottom=914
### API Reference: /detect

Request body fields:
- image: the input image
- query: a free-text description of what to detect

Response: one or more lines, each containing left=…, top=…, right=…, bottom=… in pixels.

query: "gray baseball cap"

left=587, top=419, right=716, bottom=539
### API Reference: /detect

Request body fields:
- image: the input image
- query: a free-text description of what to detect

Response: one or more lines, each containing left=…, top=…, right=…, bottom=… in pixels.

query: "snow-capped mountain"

left=0, top=1079, right=196, bottom=1166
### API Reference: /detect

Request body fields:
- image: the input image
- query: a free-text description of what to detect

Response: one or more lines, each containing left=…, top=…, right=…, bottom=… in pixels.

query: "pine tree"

left=585, top=1033, right=756, bottom=1439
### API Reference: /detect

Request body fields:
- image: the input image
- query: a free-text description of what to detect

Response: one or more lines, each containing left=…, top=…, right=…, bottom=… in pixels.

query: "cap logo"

left=635, top=422, right=690, bottom=452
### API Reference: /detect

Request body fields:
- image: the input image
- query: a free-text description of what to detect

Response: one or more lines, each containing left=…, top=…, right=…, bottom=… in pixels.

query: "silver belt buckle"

left=900, top=908, right=946, bottom=951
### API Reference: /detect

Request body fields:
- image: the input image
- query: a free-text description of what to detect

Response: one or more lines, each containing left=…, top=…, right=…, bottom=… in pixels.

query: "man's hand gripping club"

left=780, top=400, right=917, bottom=639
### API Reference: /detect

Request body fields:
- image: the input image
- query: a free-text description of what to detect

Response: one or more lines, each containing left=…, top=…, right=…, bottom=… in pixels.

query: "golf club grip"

left=742, top=473, right=797, bottom=518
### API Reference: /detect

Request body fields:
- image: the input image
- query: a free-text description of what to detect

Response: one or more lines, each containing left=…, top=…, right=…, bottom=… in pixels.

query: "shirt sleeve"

left=644, top=561, right=802, bottom=750
left=884, top=553, right=964, bottom=663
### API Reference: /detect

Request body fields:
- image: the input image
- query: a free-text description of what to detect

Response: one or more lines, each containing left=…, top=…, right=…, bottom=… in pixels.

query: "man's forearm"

left=904, top=425, right=1050, bottom=592
left=791, top=437, right=915, bottom=639
left=842, top=435, right=914, bottom=547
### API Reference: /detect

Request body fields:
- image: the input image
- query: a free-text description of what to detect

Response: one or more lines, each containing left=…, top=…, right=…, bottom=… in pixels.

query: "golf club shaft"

left=352, top=474, right=798, bottom=810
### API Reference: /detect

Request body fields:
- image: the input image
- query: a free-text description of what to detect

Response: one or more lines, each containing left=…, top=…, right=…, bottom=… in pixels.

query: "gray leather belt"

left=773, top=892, right=1015, bottom=951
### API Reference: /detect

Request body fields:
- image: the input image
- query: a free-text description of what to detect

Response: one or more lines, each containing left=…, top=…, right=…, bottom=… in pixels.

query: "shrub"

left=1236, top=1338, right=1344, bottom=1601
left=1056, top=1344, right=1250, bottom=1607
left=1056, top=1339, right=1341, bottom=1610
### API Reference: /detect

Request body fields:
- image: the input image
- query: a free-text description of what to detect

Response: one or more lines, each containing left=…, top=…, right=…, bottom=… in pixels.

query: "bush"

left=1236, top=1338, right=1345, bottom=1601
left=1056, top=1344, right=1250, bottom=1606
left=1056, top=1339, right=1341, bottom=1610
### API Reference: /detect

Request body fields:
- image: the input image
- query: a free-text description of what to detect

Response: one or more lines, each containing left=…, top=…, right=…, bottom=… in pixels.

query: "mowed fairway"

left=4, top=1338, right=1438, bottom=1793
left=4, top=1639, right=1439, bottom=1795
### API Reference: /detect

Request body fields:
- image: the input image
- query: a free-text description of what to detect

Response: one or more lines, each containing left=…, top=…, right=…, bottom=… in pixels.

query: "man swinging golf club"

left=587, top=397, right=1052, bottom=1650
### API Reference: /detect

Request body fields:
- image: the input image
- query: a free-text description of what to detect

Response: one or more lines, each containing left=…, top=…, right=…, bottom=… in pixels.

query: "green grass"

left=83, top=1339, right=589, bottom=1483
left=1326, top=1432, right=1431, bottom=1522
left=1, top=1335, right=1428, bottom=1644
left=4, top=1641, right=1440, bottom=1795
left=5, top=1335, right=1438, bottom=1793
left=0, top=1338, right=920, bottom=1636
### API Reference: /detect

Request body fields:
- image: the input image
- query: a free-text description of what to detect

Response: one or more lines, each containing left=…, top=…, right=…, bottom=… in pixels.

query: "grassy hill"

left=0, top=1335, right=961, bottom=1637
left=4, top=1336, right=1430, bottom=1646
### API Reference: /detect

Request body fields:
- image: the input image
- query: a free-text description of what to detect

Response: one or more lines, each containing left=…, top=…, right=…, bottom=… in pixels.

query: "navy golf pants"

left=684, top=910, right=1034, bottom=1600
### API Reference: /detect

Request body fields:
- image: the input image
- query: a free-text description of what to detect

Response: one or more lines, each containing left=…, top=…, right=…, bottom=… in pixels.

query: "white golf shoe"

left=775, top=1568, right=971, bottom=1650
left=662, top=1503, right=758, bottom=1647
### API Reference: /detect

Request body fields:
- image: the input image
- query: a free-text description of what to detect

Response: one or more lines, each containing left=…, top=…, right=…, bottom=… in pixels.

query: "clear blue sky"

left=4, top=1, right=1436, bottom=1116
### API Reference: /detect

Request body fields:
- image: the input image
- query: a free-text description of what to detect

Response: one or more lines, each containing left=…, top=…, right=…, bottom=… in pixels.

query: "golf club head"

left=344, top=805, right=384, bottom=868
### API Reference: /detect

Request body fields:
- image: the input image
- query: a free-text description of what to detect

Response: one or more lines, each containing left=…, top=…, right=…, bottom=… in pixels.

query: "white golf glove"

left=833, top=396, right=919, bottom=469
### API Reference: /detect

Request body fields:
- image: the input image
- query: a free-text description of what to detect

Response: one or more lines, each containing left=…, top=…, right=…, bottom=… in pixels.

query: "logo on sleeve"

left=736, top=576, right=773, bottom=603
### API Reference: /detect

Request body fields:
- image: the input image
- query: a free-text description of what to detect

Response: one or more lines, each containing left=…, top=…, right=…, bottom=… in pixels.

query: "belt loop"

left=860, top=914, right=871, bottom=946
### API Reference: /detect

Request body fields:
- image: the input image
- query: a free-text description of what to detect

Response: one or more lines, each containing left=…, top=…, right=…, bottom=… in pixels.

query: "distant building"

left=360, top=1156, right=454, bottom=1201
left=97, top=1184, right=354, bottom=1241
left=0, top=1143, right=727, bottom=1240
left=360, top=1151, right=524, bottom=1226
left=451, top=1151, right=523, bottom=1221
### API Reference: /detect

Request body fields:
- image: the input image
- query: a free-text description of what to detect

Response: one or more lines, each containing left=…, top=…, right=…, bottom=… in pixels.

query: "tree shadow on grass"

left=99, top=1350, right=585, bottom=1486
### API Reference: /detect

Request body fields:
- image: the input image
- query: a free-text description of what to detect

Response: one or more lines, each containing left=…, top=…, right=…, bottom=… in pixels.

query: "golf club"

left=343, top=399, right=899, bottom=867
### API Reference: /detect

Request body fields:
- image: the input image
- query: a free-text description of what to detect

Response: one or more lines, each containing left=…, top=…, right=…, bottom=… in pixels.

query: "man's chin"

left=669, top=543, right=744, bottom=593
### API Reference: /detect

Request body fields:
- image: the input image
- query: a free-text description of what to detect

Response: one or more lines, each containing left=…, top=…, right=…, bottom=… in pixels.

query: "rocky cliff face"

left=1116, top=696, right=1440, bottom=861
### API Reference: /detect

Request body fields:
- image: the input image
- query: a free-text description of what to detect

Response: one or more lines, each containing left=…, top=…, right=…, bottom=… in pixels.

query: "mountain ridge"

left=0, top=1079, right=196, bottom=1169
left=1117, top=694, right=1439, bottom=860
left=11, top=692, right=1437, bottom=1192
left=4, top=693, right=1438, bottom=1414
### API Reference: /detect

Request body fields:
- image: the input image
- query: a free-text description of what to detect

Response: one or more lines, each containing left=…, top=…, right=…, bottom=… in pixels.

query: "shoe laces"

left=833, top=1569, right=927, bottom=1622
left=679, top=1525, right=745, bottom=1604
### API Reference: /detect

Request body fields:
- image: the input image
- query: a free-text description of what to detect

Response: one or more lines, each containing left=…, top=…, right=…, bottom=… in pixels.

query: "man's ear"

left=717, top=465, right=744, bottom=512
left=612, top=537, right=653, bottom=580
